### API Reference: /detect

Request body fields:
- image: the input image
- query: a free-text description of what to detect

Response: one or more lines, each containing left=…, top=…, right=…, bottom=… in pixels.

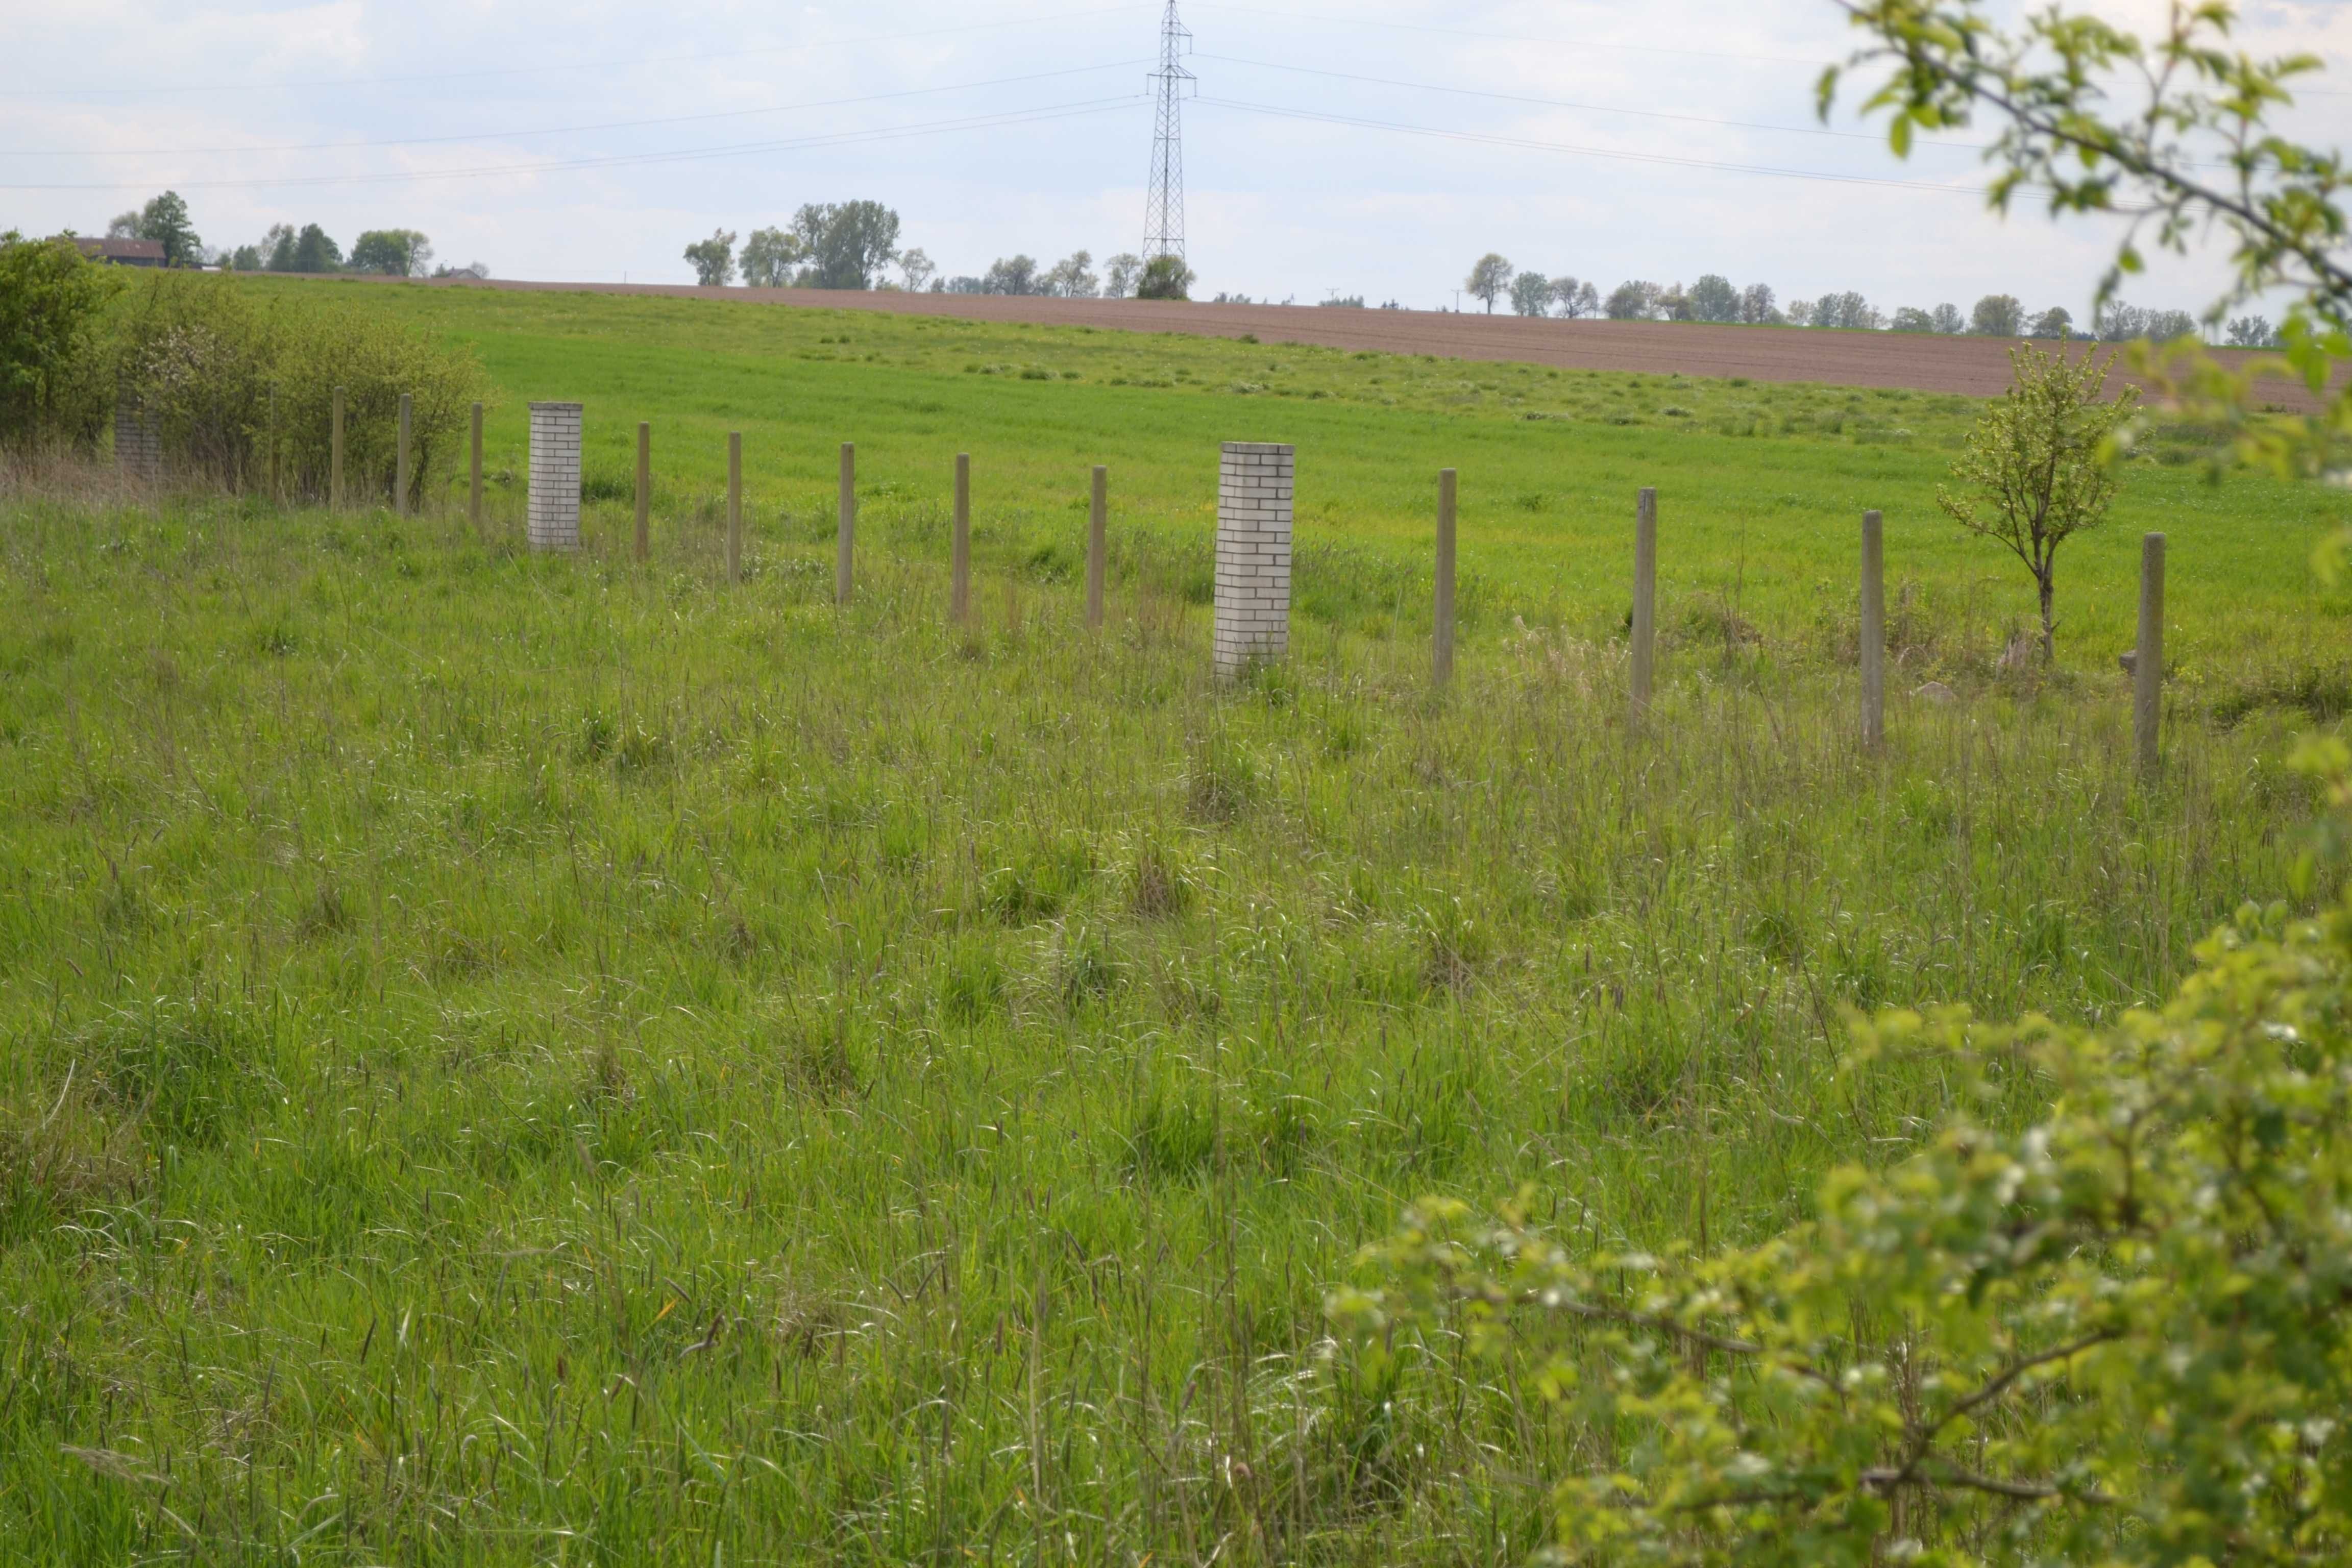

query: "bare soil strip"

left=320, top=275, right=2320, bottom=410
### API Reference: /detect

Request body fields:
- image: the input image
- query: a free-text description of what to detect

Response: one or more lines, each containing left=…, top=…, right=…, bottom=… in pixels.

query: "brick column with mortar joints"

left=1213, top=442, right=1294, bottom=677
left=528, top=401, right=583, bottom=551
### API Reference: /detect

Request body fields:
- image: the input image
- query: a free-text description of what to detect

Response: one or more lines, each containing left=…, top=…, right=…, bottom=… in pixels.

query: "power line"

left=1195, top=95, right=2002, bottom=193
left=1188, top=3, right=2352, bottom=97
left=4, top=61, right=1153, bottom=158
left=1187, top=4, right=1842, bottom=68
left=1194, top=55, right=2247, bottom=170
left=1193, top=52, right=1986, bottom=150
left=0, top=96, right=1149, bottom=192
left=0, top=4, right=1156, bottom=101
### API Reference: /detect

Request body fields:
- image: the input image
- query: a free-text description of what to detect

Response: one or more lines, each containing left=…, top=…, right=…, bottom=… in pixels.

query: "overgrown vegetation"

left=111, top=271, right=491, bottom=501
left=0, top=233, right=122, bottom=450
left=1304, top=6, right=2352, bottom=1562
left=0, top=245, right=489, bottom=501
left=1345, top=737, right=2352, bottom=1565
left=0, top=469, right=2335, bottom=1560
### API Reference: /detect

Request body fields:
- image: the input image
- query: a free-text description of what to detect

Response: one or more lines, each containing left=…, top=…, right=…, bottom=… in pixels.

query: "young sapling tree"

left=1938, top=341, right=2138, bottom=662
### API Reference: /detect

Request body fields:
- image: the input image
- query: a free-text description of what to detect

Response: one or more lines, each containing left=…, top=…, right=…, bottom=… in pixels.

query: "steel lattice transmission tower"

left=1142, top=0, right=1194, bottom=265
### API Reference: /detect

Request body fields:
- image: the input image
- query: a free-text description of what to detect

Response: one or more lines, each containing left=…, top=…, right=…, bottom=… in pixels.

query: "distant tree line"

left=1462, top=251, right=2264, bottom=345
left=939, top=251, right=1192, bottom=300
left=226, top=224, right=479, bottom=280
left=684, top=209, right=1195, bottom=301
left=100, top=192, right=473, bottom=279
left=86, top=191, right=483, bottom=280
left=685, top=202, right=904, bottom=290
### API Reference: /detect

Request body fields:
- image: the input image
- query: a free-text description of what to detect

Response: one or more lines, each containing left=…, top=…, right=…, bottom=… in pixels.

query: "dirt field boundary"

left=283, top=273, right=2325, bottom=411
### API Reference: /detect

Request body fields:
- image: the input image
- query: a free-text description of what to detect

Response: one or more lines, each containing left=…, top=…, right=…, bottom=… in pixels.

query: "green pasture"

left=0, top=280, right=2345, bottom=1563
left=243, top=277, right=2347, bottom=674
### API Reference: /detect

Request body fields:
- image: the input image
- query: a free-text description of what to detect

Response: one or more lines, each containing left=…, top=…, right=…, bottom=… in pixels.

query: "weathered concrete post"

left=837, top=443, right=856, bottom=606
left=1213, top=442, right=1294, bottom=678
left=330, top=385, right=346, bottom=509
left=468, top=402, right=483, bottom=531
left=951, top=453, right=972, bottom=623
left=526, top=401, right=583, bottom=551
left=1087, top=465, right=1108, bottom=629
left=1434, top=468, right=1457, bottom=688
left=1860, top=509, right=1884, bottom=749
left=1630, top=486, right=1657, bottom=723
left=2135, top=532, right=2166, bottom=774
left=395, top=393, right=412, bottom=516
left=112, top=385, right=162, bottom=484
left=726, top=432, right=743, bottom=583
left=634, top=422, right=651, bottom=562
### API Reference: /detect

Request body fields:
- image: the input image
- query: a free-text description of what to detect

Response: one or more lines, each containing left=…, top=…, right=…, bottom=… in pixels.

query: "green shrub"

left=0, top=233, right=120, bottom=450
left=112, top=272, right=489, bottom=503
left=1339, top=738, right=2352, bottom=1566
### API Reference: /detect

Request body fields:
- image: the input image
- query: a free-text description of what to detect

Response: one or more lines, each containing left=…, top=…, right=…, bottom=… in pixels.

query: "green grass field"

left=0, top=280, right=2346, bottom=1564
left=244, top=277, right=2348, bottom=675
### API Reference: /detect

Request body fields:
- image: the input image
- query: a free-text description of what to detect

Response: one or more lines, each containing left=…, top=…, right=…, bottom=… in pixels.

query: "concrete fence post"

left=634, top=422, right=651, bottom=562
left=951, top=452, right=972, bottom=623
left=1434, top=468, right=1457, bottom=688
left=837, top=443, right=856, bottom=606
left=267, top=385, right=279, bottom=501
left=1213, top=441, right=1294, bottom=678
left=1087, top=465, right=1108, bottom=629
left=1860, top=509, right=1884, bottom=749
left=395, top=393, right=412, bottom=516
left=526, top=401, right=583, bottom=551
left=726, top=432, right=743, bottom=583
left=468, top=402, right=483, bottom=531
left=113, top=386, right=162, bottom=484
left=330, top=385, right=345, bottom=510
left=1630, top=486, right=1657, bottom=722
left=2135, top=532, right=2166, bottom=774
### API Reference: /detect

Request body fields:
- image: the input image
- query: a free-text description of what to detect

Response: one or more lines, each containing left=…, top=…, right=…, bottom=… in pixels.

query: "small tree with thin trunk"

left=1939, top=341, right=2138, bottom=662
left=1465, top=253, right=1511, bottom=312
left=683, top=230, right=737, bottom=287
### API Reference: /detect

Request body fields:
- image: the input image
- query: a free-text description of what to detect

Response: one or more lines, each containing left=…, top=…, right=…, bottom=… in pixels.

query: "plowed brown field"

left=349, top=274, right=2323, bottom=411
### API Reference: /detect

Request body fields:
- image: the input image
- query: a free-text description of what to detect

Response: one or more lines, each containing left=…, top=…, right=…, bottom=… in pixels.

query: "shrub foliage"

left=113, top=272, right=490, bottom=502
left=1340, top=739, right=2352, bottom=1565
left=0, top=232, right=122, bottom=450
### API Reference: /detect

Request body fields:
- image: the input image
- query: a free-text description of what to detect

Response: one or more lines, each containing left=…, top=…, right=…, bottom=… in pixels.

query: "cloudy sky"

left=3, top=0, right=2345, bottom=321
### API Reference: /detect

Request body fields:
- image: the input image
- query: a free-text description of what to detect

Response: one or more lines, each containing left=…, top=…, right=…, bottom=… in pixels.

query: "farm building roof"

left=61, top=236, right=167, bottom=265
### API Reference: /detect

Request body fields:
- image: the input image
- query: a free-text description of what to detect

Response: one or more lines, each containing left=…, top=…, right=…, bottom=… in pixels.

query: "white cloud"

left=0, top=0, right=2338, bottom=320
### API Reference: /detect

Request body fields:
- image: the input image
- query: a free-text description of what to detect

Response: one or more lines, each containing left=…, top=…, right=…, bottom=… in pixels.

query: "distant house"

left=61, top=236, right=167, bottom=266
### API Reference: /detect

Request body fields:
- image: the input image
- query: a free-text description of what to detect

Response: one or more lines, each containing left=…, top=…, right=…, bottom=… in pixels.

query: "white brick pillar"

left=1213, top=442, right=1293, bottom=677
left=528, top=401, right=583, bottom=551
left=114, top=385, right=161, bottom=482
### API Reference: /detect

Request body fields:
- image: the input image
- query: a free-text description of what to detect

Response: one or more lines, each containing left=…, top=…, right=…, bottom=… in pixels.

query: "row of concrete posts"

left=517, top=404, right=1300, bottom=677
left=512, top=408, right=2167, bottom=768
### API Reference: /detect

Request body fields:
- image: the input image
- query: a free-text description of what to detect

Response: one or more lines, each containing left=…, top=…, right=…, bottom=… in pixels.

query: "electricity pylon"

left=1143, top=0, right=1194, bottom=265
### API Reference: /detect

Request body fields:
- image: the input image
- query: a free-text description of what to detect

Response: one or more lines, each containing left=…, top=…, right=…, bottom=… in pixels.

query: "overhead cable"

left=0, top=4, right=1155, bottom=100
left=1189, top=3, right=2352, bottom=97
left=1193, top=52, right=1984, bottom=149
left=0, top=96, right=1148, bottom=191
left=6, top=60, right=1153, bottom=157
left=1194, top=96, right=1999, bottom=193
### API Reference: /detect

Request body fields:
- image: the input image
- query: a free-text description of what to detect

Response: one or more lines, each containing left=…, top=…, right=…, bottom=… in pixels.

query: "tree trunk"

left=2038, top=568, right=2057, bottom=663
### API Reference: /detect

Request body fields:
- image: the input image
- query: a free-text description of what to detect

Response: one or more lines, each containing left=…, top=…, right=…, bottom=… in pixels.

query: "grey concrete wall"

left=528, top=402, right=583, bottom=551
left=1213, top=442, right=1293, bottom=677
